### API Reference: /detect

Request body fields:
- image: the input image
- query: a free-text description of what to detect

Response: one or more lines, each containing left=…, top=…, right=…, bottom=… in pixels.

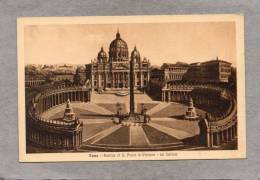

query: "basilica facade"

left=86, top=30, right=150, bottom=92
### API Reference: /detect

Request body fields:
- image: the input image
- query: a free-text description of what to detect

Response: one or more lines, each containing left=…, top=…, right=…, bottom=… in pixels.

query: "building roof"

left=161, top=62, right=189, bottom=69
left=201, top=57, right=232, bottom=65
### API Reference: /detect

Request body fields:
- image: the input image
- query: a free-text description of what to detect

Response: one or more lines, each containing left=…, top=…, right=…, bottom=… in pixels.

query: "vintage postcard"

left=18, top=14, right=245, bottom=162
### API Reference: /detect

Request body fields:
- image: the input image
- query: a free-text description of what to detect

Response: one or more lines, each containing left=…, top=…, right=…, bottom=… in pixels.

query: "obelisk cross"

left=129, top=56, right=135, bottom=114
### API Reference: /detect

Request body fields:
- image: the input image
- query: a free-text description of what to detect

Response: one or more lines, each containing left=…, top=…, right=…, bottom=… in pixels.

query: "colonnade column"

left=168, top=91, right=171, bottom=102
left=161, top=91, right=165, bottom=101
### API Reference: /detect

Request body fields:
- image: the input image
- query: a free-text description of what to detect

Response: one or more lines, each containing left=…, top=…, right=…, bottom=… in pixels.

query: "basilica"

left=86, top=30, right=150, bottom=92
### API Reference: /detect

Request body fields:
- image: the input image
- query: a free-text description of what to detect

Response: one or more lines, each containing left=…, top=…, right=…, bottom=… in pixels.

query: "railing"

left=41, top=85, right=90, bottom=96
left=163, top=84, right=224, bottom=92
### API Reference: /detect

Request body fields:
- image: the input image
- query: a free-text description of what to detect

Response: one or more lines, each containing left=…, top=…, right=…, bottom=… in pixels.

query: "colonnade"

left=162, top=90, right=190, bottom=102
left=211, top=123, right=237, bottom=146
left=161, top=88, right=231, bottom=120
left=162, top=89, right=222, bottom=105
left=27, top=128, right=83, bottom=149
left=200, top=121, right=237, bottom=147
left=35, top=89, right=91, bottom=115
left=27, top=87, right=88, bottom=150
left=162, top=83, right=237, bottom=148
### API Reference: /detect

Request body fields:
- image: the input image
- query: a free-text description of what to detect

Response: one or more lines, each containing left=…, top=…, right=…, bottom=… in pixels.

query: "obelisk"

left=129, top=55, right=135, bottom=114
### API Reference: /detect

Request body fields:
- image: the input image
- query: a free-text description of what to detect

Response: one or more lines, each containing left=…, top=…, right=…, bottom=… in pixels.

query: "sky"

left=24, top=22, right=236, bottom=66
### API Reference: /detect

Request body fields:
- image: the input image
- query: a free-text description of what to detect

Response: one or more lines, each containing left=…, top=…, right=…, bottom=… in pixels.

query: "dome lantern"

left=116, top=28, right=120, bottom=39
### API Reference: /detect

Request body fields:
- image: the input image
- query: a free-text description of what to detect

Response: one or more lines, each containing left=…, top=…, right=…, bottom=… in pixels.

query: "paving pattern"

left=41, top=93, right=202, bottom=151
left=130, top=125, right=150, bottom=146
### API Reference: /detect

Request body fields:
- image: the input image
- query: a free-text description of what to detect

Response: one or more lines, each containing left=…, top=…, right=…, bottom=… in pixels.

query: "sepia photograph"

left=17, top=14, right=245, bottom=162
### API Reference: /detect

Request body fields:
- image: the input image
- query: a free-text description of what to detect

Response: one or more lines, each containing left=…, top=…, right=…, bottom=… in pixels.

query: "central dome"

left=109, top=30, right=129, bottom=62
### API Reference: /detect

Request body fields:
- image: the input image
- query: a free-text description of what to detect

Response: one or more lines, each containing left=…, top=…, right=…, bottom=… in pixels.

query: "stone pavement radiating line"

left=146, top=102, right=172, bottom=116
left=75, top=102, right=114, bottom=115
left=129, top=125, right=150, bottom=146
left=41, top=102, right=114, bottom=119
left=148, top=122, right=194, bottom=139
left=84, top=125, right=122, bottom=144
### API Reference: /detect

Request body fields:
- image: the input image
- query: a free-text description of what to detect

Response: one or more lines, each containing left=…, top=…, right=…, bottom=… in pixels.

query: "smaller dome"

left=131, top=46, right=141, bottom=62
left=98, top=46, right=107, bottom=59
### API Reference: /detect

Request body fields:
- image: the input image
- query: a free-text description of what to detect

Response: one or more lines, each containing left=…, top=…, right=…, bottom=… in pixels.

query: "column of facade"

left=231, top=127, right=234, bottom=140
left=118, top=72, right=121, bottom=88
left=55, top=93, right=58, bottom=105
left=47, top=96, right=49, bottom=109
left=51, top=94, right=53, bottom=107
left=73, top=133, right=76, bottom=148
left=79, top=91, right=82, bottom=102
left=161, top=90, right=164, bottom=101
left=116, top=72, right=119, bottom=88
left=56, top=93, right=58, bottom=105
left=57, top=93, right=60, bottom=105
left=43, top=98, right=46, bottom=111
left=54, top=94, right=57, bottom=106
left=63, top=92, right=65, bottom=102
left=53, top=94, right=55, bottom=106
left=70, top=92, right=73, bottom=101
left=96, top=73, right=99, bottom=89
left=216, top=132, right=221, bottom=145
left=227, top=129, right=231, bottom=141
left=61, top=92, right=64, bottom=103
left=68, top=92, right=71, bottom=101
left=224, top=129, right=228, bottom=142
left=168, top=91, right=171, bottom=102
left=64, top=92, right=67, bottom=102
left=125, top=72, right=128, bottom=88
left=230, top=126, right=234, bottom=140
left=49, top=95, right=51, bottom=108
left=232, top=125, right=236, bottom=138
left=80, top=91, right=83, bottom=101
left=173, top=91, right=176, bottom=101
left=122, top=72, right=125, bottom=88
left=60, top=93, right=63, bottom=104
left=117, top=72, right=120, bottom=88
left=234, top=124, right=237, bottom=137
left=113, top=72, right=116, bottom=88
left=88, top=91, right=91, bottom=102
left=210, top=132, right=214, bottom=147
left=83, top=91, right=86, bottom=102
